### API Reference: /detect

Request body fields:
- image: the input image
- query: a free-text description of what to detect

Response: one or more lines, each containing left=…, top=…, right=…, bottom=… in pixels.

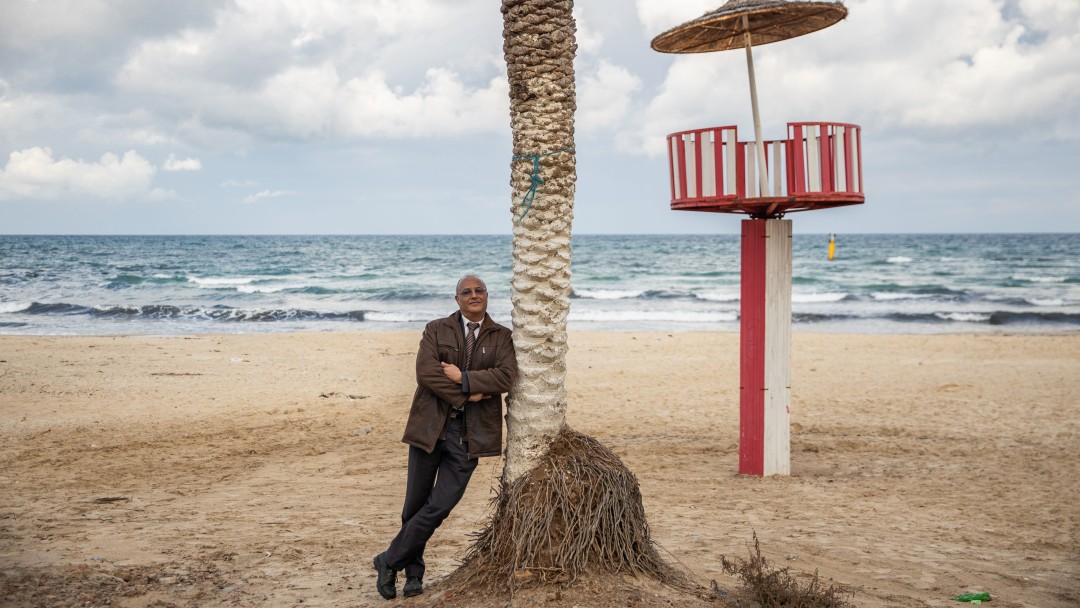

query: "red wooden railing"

left=666, top=122, right=864, bottom=216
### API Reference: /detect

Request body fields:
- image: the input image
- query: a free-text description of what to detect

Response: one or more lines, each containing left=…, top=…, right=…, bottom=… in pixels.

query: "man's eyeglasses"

left=458, top=287, right=487, bottom=297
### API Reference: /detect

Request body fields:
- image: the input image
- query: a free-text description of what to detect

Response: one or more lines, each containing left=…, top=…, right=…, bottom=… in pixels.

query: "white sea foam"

left=1012, top=274, right=1066, bottom=283
left=872, top=292, right=932, bottom=301
left=365, top=310, right=439, bottom=323
left=935, top=312, right=991, bottom=322
left=571, top=310, right=738, bottom=323
left=792, top=292, right=848, bottom=303
left=188, top=276, right=256, bottom=288
left=696, top=291, right=740, bottom=302
left=573, top=289, right=644, bottom=300
left=887, top=256, right=913, bottom=264
left=0, top=302, right=30, bottom=314
left=1028, top=298, right=1065, bottom=307
left=235, top=284, right=309, bottom=294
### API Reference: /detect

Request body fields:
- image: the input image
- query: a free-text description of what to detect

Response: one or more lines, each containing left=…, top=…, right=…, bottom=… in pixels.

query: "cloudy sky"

left=1, top=0, right=1078, bottom=235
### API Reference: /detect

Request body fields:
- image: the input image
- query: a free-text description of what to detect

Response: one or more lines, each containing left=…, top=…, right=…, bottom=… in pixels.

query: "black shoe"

left=403, top=576, right=423, bottom=598
left=373, top=553, right=397, bottom=600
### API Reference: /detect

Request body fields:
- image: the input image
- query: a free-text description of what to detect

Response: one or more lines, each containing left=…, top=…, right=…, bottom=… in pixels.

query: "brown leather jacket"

left=401, top=311, right=517, bottom=458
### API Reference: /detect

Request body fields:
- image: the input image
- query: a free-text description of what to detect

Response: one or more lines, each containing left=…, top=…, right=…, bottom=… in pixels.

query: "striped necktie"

left=464, top=322, right=479, bottom=369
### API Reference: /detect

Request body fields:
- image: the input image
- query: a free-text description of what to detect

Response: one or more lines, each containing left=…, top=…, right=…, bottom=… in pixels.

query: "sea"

left=1, top=234, right=1078, bottom=336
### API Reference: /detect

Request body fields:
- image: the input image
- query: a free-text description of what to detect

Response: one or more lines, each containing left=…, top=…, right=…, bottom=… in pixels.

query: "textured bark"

left=433, top=3, right=691, bottom=595
left=501, top=0, right=577, bottom=484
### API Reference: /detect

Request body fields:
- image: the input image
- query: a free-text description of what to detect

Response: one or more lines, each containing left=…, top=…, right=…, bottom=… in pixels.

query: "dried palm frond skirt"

left=443, top=427, right=691, bottom=595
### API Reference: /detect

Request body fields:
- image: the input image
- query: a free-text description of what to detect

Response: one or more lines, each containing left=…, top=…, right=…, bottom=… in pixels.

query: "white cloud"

left=0, top=146, right=169, bottom=201
left=222, top=179, right=259, bottom=188
left=632, top=0, right=1080, bottom=155
left=578, top=60, right=642, bottom=133
left=108, top=0, right=504, bottom=142
left=574, top=6, right=605, bottom=55
left=635, top=0, right=718, bottom=36
left=117, top=59, right=509, bottom=141
left=243, top=189, right=294, bottom=204
left=163, top=154, right=202, bottom=171
left=335, top=68, right=507, bottom=138
left=3, top=0, right=1078, bottom=233
left=128, top=129, right=172, bottom=146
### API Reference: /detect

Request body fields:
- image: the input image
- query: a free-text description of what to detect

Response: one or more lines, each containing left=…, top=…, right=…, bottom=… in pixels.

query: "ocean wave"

left=870, top=292, right=934, bottom=301
left=149, top=274, right=190, bottom=284
left=989, top=311, right=1080, bottom=325
left=887, top=256, right=913, bottom=264
left=187, top=276, right=257, bottom=288
left=792, top=312, right=858, bottom=323
left=572, top=289, right=701, bottom=300
left=572, top=289, right=645, bottom=300
left=295, top=286, right=345, bottom=295
left=935, top=312, right=992, bottom=323
left=364, top=311, right=444, bottom=323
left=0, top=269, right=41, bottom=281
left=867, top=284, right=967, bottom=298
left=886, top=311, right=1080, bottom=325
left=682, top=271, right=729, bottom=278
left=792, top=292, right=850, bottom=303
left=25, top=302, right=91, bottom=315
left=984, top=295, right=1034, bottom=306
left=187, top=276, right=339, bottom=295
left=364, top=290, right=442, bottom=302
left=1026, top=298, right=1067, bottom=307
left=695, top=291, right=740, bottom=302
left=89, top=304, right=187, bottom=318
left=0, top=302, right=31, bottom=314
left=1010, top=274, right=1067, bottom=283
left=643, top=289, right=693, bottom=299
left=196, top=308, right=366, bottom=323
left=173, top=279, right=347, bottom=296
left=235, top=283, right=313, bottom=294
left=236, top=285, right=286, bottom=294
left=105, top=274, right=147, bottom=288
left=571, top=310, right=738, bottom=323
left=880, top=312, right=960, bottom=324
left=13, top=301, right=368, bottom=323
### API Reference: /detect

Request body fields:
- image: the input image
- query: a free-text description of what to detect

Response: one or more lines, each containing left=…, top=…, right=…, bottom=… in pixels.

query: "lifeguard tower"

left=652, top=0, right=865, bottom=476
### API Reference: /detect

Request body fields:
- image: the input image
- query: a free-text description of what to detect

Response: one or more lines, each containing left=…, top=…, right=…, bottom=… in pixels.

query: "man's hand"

left=441, top=362, right=462, bottom=384
left=467, top=392, right=492, bottom=402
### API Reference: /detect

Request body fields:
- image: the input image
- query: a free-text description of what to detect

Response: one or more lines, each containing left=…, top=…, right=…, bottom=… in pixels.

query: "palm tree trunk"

left=440, top=4, right=685, bottom=592
left=501, top=0, right=577, bottom=485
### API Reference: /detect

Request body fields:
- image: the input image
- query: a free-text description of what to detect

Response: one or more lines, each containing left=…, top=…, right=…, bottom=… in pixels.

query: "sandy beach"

left=1, top=331, right=1077, bottom=607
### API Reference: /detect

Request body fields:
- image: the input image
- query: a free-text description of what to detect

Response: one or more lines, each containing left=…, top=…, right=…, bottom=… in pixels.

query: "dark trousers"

left=383, top=415, right=477, bottom=579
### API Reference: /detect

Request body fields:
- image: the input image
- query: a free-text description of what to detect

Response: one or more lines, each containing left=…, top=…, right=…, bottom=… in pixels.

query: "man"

left=372, top=275, right=517, bottom=599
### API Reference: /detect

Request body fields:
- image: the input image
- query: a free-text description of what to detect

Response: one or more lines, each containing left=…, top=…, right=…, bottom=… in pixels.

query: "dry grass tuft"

left=720, top=532, right=853, bottom=608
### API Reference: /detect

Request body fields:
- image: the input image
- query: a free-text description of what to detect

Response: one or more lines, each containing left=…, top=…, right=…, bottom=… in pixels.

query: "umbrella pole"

left=743, top=15, right=770, bottom=199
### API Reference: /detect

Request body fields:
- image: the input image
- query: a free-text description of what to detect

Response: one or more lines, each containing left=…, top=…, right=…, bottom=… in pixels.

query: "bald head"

left=455, top=275, right=485, bottom=295
left=455, top=275, right=488, bottom=322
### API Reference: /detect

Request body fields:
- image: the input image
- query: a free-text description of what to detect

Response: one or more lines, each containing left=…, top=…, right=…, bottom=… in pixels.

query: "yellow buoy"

left=828, top=233, right=836, bottom=261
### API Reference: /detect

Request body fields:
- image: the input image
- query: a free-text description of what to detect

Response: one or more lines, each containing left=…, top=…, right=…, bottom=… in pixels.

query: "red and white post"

left=739, top=218, right=792, bottom=476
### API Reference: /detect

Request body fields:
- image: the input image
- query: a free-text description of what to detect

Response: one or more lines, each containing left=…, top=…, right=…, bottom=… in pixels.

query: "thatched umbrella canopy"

left=651, top=0, right=848, bottom=196
left=651, top=0, right=847, bottom=53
